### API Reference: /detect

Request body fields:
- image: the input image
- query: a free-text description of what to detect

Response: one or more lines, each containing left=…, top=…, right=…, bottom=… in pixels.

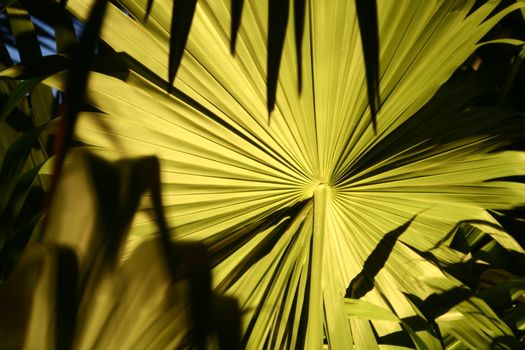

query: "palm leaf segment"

left=48, top=0, right=525, bottom=348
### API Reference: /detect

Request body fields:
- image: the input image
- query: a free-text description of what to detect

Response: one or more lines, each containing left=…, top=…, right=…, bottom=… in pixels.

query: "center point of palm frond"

left=304, top=181, right=332, bottom=200
left=313, top=183, right=330, bottom=212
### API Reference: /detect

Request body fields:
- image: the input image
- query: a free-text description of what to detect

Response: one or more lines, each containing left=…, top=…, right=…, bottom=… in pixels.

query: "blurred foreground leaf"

left=0, top=150, right=240, bottom=349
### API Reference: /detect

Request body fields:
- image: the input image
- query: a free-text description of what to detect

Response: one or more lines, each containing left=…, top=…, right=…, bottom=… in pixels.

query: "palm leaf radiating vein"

left=49, top=0, right=525, bottom=348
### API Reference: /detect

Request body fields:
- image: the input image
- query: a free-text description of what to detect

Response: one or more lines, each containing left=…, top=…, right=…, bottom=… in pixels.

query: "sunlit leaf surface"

left=45, top=0, right=525, bottom=348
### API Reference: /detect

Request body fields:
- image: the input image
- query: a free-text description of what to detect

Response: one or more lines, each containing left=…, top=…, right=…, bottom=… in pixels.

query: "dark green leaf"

left=168, top=0, right=197, bottom=90
left=501, top=303, right=525, bottom=332
left=355, top=0, right=380, bottom=132
left=0, top=0, right=19, bottom=12
left=497, top=46, right=525, bottom=105
left=478, top=278, right=525, bottom=312
left=230, top=0, right=244, bottom=54
left=0, top=78, right=42, bottom=123
left=0, top=209, right=42, bottom=272
left=0, top=124, right=46, bottom=217
left=0, top=162, right=44, bottom=234
left=267, top=0, right=289, bottom=114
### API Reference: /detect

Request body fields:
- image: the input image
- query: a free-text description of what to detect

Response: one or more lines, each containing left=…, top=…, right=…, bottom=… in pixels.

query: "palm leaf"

left=0, top=9, right=56, bottom=279
left=42, top=0, right=525, bottom=348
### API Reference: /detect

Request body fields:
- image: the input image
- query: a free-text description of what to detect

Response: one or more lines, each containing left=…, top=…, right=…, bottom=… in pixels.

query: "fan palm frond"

left=34, top=0, right=525, bottom=348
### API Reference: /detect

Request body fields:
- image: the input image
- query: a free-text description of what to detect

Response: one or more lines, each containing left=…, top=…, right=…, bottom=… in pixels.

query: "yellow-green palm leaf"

left=46, top=0, right=525, bottom=348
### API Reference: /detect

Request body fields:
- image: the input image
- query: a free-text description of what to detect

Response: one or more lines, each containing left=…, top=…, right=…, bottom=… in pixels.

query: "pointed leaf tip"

left=267, top=0, right=290, bottom=113
left=230, top=0, right=244, bottom=54
left=168, top=0, right=198, bottom=90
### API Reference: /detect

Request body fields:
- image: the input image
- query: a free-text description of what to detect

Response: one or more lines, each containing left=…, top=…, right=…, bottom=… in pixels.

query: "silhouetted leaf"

left=0, top=54, right=70, bottom=79
left=267, top=0, right=289, bottom=114
left=173, top=242, right=211, bottom=349
left=213, top=295, right=241, bottom=350
left=51, top=0, right=108, bottom=197
left=0, top=40, right=13, bottom=66
left=61, top=151, right=219, bottom=348
left=345, top=216, right=415, bottom=299
left=5, top=7, right=41, bottom=64
left=54, top=1, right=78, bottom=54
left=168, top=0, right=197, bottom=90
left=355, top=0, right=380, bottom=131
left=83, top=154, right=172, bottom=274
left=54, top=246, right=77, bottom=350
left=130, top=156, right=176, bottom=276
left=91, top=52, right=130, bottom=81
left=84, top=154, right=122, bottom=269
left=293, top=0, right=305, bottom=92
left=230, top=0, right=244, bottom=54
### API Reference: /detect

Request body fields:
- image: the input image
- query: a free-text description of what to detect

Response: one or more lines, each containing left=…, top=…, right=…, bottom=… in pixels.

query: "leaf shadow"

left=404, top=287, right=473, bottom=321
left=211, top=199, right=308, bottom=292
left=345, top=215, right=416, bottom=299
left=339, top=64, right=525, bottom=185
